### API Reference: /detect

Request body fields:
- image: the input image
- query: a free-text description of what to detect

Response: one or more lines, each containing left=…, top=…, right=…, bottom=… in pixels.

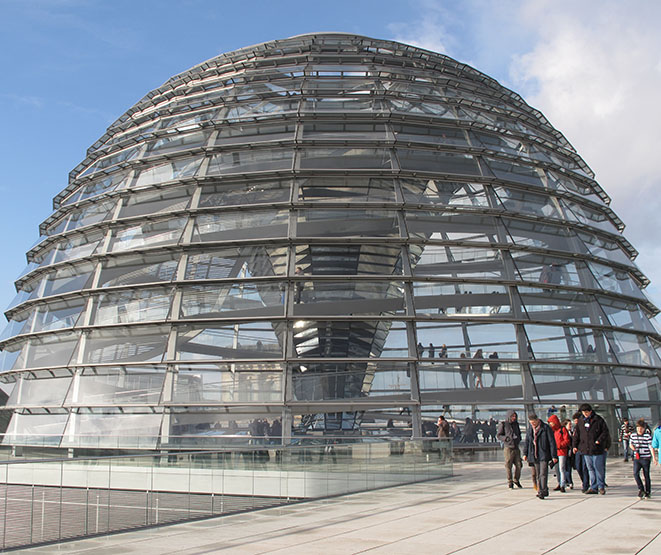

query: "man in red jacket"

left=548, top=414, right=571, bottom=492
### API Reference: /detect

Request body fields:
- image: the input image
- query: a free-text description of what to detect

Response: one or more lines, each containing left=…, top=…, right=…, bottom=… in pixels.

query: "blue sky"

left=1, top=0, right=660, bottom=316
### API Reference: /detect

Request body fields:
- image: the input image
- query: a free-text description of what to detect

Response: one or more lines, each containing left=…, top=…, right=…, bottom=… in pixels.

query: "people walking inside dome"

left=459, top=353, right=470, bottom=389
left=472, top=349, right=484, bottom=389
left=548, top=414, right=570, bottom=492
left=572, top=403, right=610, bottom=494
left=497, top=410, right=522, bottom=489
left=523, top=413, right=558, bottom=499
left=629, top=419, right=655, bottom=499
left=488, top=351, right=500, bottom=387
left=619, top=416, right=634, bottom=462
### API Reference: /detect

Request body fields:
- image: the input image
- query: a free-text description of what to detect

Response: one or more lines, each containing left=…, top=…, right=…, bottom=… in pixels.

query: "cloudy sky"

left=1, top=0, right=659, bottom=314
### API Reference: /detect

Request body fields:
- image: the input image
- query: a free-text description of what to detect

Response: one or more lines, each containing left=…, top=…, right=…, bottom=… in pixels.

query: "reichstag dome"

left=1, top=33, right=660, bottom=449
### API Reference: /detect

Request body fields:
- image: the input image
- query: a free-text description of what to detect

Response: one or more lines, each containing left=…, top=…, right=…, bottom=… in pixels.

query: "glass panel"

left=33, top=298, right=86, bottom=332
left=510, top=251, right=590, bottom=288
left=406, top=211, right=498, bottom=242
left=415, top=321, right=519, bottom=358
left=561, top=198, right=619, bottom=234
left=48, top=230, right=105, bottom=265
left=400, top=179, right=489, bottom=207
left=172, top=363, right=283, bottom=403
left=397, top=149, right=480, bottom=175
left=587, top=262, right=645, bottom=299
left=613, top=367, right=661, bottom=402
left=523, top=324, right=609, bottom=362
left=81, top=144, right=141, bottom=176
left=546, top=169, right=600, bottom=200
left=8, top=375, right=71, bottom=407
left=180, top=282, right=285, bottom=319
left=294, top=244, right=404, bottom=275
left=525, top=362, right=612, bottom=402
left=46, top=201, right=115, bottom=236
left=83, top=327, right=168, bottom=364
left=66, top=366, right=166, bottom=405
left=134, top=156, right=203, bottom=187
left=4, top=413, right=68, bottom=446
left=386, top=98, right=455, bottom=117
left=176, top=322, right=284, bottom=360
left=109, top=217, right=186, bottom=252
left=598, top=296, right=656, bottom=334
left=215, top=122, right=296, bottom=145
left=393, top=124, right=467, bottom=146
left=297, top=209, right=399, bottom=238
left=93, top=288, right=172, bottom=325
left=298, top=177, right=395, bottom=202
left=470, top=131, right=525, bottom=157
left=185, top=246, right=287, bottom=279
left=410, top=245, right=505, bottom=279
left=494, top=186, right=564, bottom=219
left=418, top=361, right=522, bottom=393
left=41, top=263, right=95, bottom=298
left=118, top=186, right=193, bottom=219
left=98, top=252, right=179, bottom=288
left=0, top=311, right=35, bottom=341
left=0, top=341, right=23, bottom=372
left=291, top=362, right=411, bottom=401
left=302, top=121, right=387, bottom=141
left=302, top=97, right=384, bottom=113
left=484, top=157, right=543, bottom=186
left=164, top=409, right=280, bottom=445
left=413, top=282, right=511, bottom=316
left=206, top=149, right=293, bottom=175
left=192, top=210, right=288, bottom=242
left=61, top=412, right=162, bottom=449
left=502, top=217, right=576, bottom=252
left=292, top=320, right=409, bottom=358
left=292, top=281, right=406, bottom=317
left=146, top=130, right=211, bottom=156
left=577, top=231, right=633, bottom=267
left=21, top=331, right=80, bottom=369
left=518, top=287, right=604, bottom=325
left=604, top=330, right=661, bottom=367
left=62, top=171, right=131, bottom=206
left=222, top=98, right=299, bottom=120
left=299, top=147, right=392, bottom=170
left=199, top=180, right=291, bottom=207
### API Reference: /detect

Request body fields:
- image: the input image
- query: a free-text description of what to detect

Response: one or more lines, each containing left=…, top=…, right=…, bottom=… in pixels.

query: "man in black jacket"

left=572, top=403, right=610, bottom=494
left=497, top=410, right=523, bottom=488
left=523, top=413, right=558, bottom=499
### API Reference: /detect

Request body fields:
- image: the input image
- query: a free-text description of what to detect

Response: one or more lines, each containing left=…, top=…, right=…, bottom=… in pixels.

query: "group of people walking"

left=497, top=403, right=661, bottom=500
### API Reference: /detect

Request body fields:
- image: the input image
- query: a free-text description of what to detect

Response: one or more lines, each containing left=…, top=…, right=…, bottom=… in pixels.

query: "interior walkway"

left=23, top=457, right=660, bottom=554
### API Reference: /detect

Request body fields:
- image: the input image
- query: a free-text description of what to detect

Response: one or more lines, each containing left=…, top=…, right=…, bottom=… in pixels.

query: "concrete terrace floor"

left=22, top=458, right=661, bottom=555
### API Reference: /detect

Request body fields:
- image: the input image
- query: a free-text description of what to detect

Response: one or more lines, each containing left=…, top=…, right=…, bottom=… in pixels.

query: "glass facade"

left=1, top=33, right=660, bottom=448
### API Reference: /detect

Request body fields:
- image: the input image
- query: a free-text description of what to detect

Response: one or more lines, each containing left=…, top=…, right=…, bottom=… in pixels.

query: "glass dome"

left=1, top=33, right=659, bottom=449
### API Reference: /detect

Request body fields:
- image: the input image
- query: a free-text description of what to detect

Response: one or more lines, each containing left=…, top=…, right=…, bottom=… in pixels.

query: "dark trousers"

left=633, top=457, right=651, bottom=495
left=533, top=461, right=549, bottom=495
left=504, top=447, right=522, bottom=483
left=574, top=452, right=590, bottom=491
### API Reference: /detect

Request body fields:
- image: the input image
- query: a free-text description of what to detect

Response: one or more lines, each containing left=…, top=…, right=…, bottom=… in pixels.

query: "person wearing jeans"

left=629, top=419, right=655, bottom=499
left=572, top=403, right=611, bottom=495
left=548, top=414, right=570, bottom=491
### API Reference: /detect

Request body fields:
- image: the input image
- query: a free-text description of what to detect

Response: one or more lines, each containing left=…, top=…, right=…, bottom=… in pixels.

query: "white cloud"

left=508, top=0, right=661, bottom=305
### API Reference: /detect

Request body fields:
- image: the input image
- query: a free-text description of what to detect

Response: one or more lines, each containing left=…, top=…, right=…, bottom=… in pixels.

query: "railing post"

left=29, top=485, right=34, bottom=545
left=58, top=461, right=63, bottom=542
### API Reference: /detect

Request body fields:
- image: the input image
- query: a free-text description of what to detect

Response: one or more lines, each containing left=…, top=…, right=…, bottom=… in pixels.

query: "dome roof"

left=1, top=33, right=658, bottom=449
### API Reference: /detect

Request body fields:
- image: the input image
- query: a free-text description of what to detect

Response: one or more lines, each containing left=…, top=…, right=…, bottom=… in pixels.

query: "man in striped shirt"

left=629, top=419, right=656, bottom=499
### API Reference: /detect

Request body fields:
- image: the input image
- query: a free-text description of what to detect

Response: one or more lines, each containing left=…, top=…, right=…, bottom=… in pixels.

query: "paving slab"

left=21, top=458, right=660, bottom=554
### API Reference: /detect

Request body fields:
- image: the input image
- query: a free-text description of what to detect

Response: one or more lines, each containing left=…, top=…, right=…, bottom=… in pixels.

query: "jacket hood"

left=548, top=414, right=561, bottom=429
left=506, top=409, right=517, bottom=420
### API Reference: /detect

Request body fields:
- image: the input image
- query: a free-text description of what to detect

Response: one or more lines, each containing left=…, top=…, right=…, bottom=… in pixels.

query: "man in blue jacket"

left=652, top=419, right=661, bottom=466
left=523, top=413, right=558, bottom=499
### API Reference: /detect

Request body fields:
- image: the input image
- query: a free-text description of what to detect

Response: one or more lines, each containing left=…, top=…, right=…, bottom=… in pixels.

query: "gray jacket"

left=497, top=410, right=522, bottom=449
